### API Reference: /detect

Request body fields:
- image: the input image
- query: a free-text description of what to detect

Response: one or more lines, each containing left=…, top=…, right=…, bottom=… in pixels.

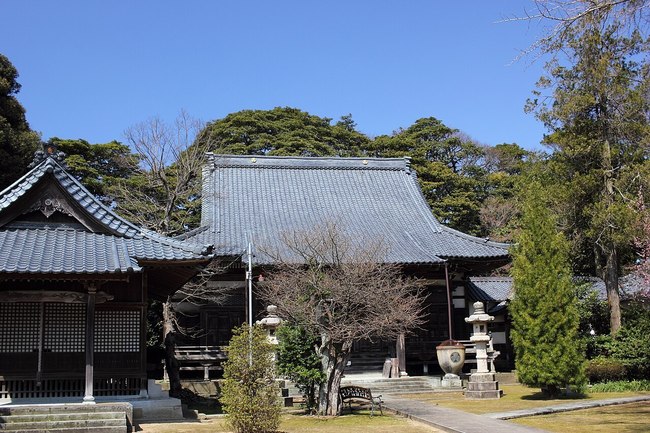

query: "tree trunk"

left=318, top=338, right=352, bottom=416
left=602, top=140, right=622, bottom=335
left=163, top=298, right=182, bottom=397
left=604, top=246, right=622, bottom=335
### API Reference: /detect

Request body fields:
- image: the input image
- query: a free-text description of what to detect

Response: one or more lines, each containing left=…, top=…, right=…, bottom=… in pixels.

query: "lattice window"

left=95, top=310, right=140, bottom=352
left=0, top=303, right=40, bottom=353
left=44, top=303, right=85, bottom=352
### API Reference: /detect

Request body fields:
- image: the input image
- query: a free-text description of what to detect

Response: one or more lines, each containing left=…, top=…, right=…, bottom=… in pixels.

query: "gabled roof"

left=189, top=154, right=509, bottom=265
left=0, top=156, right=211, bottom=276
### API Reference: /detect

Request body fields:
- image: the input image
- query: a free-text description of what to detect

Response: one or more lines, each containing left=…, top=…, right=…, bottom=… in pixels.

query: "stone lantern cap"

left=465, top=301, right=494, bottom=324
left=257, top=305, right=283, bottom=329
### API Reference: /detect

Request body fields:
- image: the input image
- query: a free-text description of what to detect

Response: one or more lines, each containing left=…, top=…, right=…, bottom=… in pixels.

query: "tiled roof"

left=575, top=275, right=648, bottom=299
left=191, top=154, right=510, bottom=264
left=467, top=277, right=513, bottom=302
left=0, top=156, right=211, bottom=275
left=469, top=275, right=647, bottom=304
left=0, top=228, right=139, bottom=274
left=0, top=157, right=139, bottom=237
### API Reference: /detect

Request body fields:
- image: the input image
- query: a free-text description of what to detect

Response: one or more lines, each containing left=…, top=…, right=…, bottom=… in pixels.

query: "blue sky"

left=1, top=1, right=550, bottom=150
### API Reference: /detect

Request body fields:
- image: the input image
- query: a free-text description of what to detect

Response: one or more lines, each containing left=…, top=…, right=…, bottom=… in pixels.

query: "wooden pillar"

left=83, top=284, right=97, bottom=404
left=444, top=263, right=454, bottom=340
left=140, top=272, right=149, bottom=398
left=396, top=332, right=407, bottom=377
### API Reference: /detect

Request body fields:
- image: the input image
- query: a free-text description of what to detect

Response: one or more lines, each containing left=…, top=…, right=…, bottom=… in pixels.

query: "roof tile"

left=191, top=154, right=509, bottom=264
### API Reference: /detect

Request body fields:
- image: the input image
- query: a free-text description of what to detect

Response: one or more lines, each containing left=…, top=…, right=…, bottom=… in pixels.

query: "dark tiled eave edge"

left=467, top=277, right=513, bottom=302
left=438, top=225, right=511, bottom=259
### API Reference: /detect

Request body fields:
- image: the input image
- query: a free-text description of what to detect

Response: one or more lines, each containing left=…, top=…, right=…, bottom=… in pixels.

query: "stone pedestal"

left=464, top=302, right=502, bottom=399
left=441, top=375, right=463, bottom=388
left=464, top=373, right=503, bottom=399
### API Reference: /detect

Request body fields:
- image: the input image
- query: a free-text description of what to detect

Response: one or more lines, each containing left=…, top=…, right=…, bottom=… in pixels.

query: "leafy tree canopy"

left=50, top=138, right=138, bottom=200
left=527, top=7, right=650, bottom=333
left=368, top=117, right=487, bottom=234
left=197, top=106, right=369, bottom=157
left=0, top=53, right=40, bottom=190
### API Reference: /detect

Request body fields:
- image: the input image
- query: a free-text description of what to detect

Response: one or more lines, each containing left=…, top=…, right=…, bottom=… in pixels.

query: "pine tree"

left=510, top=181, right=586, bottom=396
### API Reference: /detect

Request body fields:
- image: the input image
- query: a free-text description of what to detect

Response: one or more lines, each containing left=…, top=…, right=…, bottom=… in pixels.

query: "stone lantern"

left=464, top=302, right=502, bottom=399
left=256, top=305, right=283, bottom=345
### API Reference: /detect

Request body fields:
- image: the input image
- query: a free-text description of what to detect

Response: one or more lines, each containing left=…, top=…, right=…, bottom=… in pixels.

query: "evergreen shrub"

left=276, top=324, right=324, bottom=413
left=608, top=314, right=650, bottom=380
left=220, top=324, right=281, bottom=433
left=586, top=357, right=626, bottom=383
left=510, top=181, right=586, bottom=396
left=589, top=380, right=650, bottom=392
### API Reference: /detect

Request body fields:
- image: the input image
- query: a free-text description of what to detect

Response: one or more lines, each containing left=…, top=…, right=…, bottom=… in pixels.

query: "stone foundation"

left=465, top=373, right=502, bottom=399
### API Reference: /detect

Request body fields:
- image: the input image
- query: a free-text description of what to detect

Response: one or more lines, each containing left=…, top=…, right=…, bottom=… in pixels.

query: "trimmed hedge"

left=586, top=357, right=627, bottom=383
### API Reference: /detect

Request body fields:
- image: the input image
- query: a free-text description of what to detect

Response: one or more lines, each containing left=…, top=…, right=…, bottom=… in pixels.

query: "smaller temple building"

left=0, top=145, right=211, bottom=404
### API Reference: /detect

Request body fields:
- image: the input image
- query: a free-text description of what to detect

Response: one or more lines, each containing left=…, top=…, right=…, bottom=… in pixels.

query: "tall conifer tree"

left=526, top=2, right=650, bottom=334
left=510, top=181, right=586, bottom=396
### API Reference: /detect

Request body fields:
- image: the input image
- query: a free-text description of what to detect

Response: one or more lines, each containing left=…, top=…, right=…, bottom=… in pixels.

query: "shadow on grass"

left=520, top=390, right=588, bottom=401
left=175, top=388, right=223, bottom=415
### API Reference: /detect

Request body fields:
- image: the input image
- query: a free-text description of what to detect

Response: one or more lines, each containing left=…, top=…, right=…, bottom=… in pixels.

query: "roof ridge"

left=207, top=153, right=412, bottom=171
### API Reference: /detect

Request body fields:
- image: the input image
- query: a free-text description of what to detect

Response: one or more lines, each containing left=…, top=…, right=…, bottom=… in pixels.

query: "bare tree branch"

left=256, top=221, right=427, bottom=415
left=113, top=110, right=215, bottom=236
left=503, top=0, right=650, bottom=61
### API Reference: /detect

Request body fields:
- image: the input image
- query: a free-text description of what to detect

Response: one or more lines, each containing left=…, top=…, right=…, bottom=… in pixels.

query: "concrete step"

left=1, top=411, right=124, bottom=423
left=1, top=417, right=125, bottom=430
left=0, top=404, right=129, bottom=416
left=0, top=404, right=129, bottom=433
left=7, top=427, right=126, bottom=433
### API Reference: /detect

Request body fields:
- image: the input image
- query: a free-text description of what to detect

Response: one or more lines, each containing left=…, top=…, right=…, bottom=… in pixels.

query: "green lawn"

left=140, top=384, right=649, bottom=433
left=397, top=384, right=650, bottom=414
left=513, top=401, right=650, bottom=433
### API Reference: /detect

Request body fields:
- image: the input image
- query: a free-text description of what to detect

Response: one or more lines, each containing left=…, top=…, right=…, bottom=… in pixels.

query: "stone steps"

left=3, top=427, right=126, bottom=433
left=341, top=377, right=437, bottom=395
left=0, top=404, right=130, bottom=433
left=346, top=353, right=385, bottom=374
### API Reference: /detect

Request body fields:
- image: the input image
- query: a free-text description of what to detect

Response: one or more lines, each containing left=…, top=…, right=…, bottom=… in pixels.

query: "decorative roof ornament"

left=29, top=141, right=68, bottom=170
